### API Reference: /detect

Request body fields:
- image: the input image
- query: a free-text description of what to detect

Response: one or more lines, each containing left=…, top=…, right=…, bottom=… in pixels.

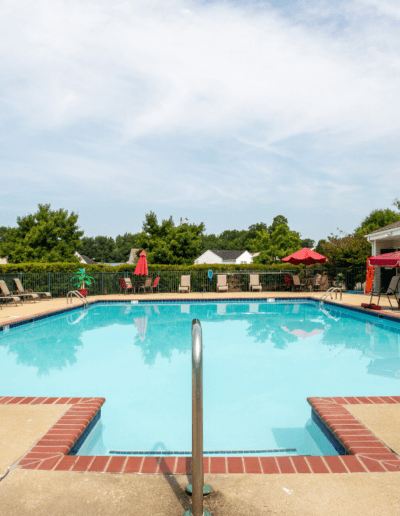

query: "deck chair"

left=119, top=278, right=134, bottom=294
left=249, top=274, right=262, bottom=292
left=319, top=274, right=330, bottom=291
left=292, top=275, right=306, bottom=291
left=216, top=275, right=228, bottom=292
left=369, top=276, right=400, bottom=308
left=0, top=281, right=22, bottom=306
left=311, top=274, right=322, bottom=291
left=179, top=275, right=191, bottom=293
left=13, top=278, right=50, bottom=300
left=150, top=277, right=160, bottom=293
left=140, top=277, right=153, bottom=293
left=283, top=275, right=292, bottom=291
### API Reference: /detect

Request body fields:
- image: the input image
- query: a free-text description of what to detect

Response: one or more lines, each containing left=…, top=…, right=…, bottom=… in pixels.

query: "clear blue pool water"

left=1, top=300, right=399, bottom=456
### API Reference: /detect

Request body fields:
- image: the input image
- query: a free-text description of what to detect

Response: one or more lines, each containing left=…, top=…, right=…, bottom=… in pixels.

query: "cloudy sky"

left=1, top=0, right=399, bottom=243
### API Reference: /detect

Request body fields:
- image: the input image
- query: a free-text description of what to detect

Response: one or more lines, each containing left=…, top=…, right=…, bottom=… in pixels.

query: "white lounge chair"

left=179, top=275, right=191, bottom=293
left=216, top=275, right=228, bottom=292
left=249, top=274, right=262, bottom=292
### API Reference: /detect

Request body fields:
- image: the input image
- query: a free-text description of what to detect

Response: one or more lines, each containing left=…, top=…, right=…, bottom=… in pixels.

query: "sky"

left=1, top=0, right=399, bottom=244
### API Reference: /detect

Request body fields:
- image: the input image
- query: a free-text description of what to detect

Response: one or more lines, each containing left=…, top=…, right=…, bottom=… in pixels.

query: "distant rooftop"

left=367, top=220, right=400, bottom=235
left=210, top=249, right=248, bottom=260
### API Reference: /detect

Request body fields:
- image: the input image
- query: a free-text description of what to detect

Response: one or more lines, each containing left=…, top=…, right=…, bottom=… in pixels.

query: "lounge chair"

left=216, top=275, right=228, bottom=292
left=369, top=276, right=400, bottom=308
left=13, top=278, right=51, bottom=300
left=119, top=278, right=134, bottom=294
left=0, top=281, right=22, bottom=306
left=249, top=274, right=262, bottom=292
left=140, top=277, right=153, bottom=293
left=292, top=275, right=306, bottom=291
left=179, top=275, right=191, bottom=293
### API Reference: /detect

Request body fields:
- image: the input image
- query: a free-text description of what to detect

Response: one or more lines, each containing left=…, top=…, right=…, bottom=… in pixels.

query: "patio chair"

left=283, top=275, right=292, bottom=291
left=140, top=277, right=153, bottom=293
left=0, top=280, right=31, bottom=304
left=369, top=275, right=400, bottom=308
left=0, top=281, right=22, bottom=306
left=178, top=275, right=191, bottom=293
left=320, top=274, right=330, bottom=291
left=119, top=278, right=134, bottom=294
left=311, top=274, right=322, bottom=291
left=249, top=274, right=262, bottom=292
left=216, top=274, right=228, bottom=292
left=292, top=275, right=306, bottom=291
left=150, top=277, right=160, bottom=293
left=13, top=278, right=51, bottom=300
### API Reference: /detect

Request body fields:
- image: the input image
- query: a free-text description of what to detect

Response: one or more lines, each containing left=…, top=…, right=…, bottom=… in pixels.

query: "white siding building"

left=366, top=221, right=400, bottom=290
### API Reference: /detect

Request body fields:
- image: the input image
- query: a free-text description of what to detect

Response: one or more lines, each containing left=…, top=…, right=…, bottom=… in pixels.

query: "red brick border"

left=2, top=395, right=400, bottom=474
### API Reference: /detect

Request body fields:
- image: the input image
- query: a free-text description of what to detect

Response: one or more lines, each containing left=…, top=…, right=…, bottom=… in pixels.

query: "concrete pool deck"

left=1, top=292, right=400, bottom=515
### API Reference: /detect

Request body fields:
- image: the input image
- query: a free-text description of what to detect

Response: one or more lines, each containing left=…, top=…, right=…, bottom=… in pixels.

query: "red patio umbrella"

left=369, top=251, right=400, bottom=268
left=282, top=248, right=328, bottom=265
left=134, top=250, right=148, bottom=276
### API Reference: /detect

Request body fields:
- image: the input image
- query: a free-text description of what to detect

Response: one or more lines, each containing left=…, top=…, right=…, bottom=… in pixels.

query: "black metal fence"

left=0, top=266, right=367, bottom=298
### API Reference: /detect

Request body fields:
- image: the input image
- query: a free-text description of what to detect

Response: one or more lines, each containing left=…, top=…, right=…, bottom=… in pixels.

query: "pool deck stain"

left=1, top=292, right=400, bottom=514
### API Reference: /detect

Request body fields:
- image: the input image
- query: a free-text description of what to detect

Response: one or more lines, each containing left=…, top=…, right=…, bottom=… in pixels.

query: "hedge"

left=0, top=262, right=321, bottom=274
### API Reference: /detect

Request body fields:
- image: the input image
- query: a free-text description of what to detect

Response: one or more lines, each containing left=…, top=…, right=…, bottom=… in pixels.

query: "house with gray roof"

left=194, top=249, right=253, bottom=265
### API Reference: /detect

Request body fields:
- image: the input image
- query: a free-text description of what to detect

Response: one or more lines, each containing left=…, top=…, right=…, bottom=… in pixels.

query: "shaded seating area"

left=13, top=278, right=51, bottom=300
left=216, top=274, right=228, bottom=292
left=249, top=274, right=262, bottom=292
left=179, top=275, right=191, bottom=293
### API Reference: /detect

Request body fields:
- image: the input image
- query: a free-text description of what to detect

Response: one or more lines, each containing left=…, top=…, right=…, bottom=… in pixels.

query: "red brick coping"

left=1, top=396, right=399, bottom=474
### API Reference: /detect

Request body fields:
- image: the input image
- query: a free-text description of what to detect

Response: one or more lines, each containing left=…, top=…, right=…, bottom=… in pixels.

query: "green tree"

left=138, top=212, right=205, bottom=265
left=115, top=233, right=141, bottom=262
left=355, top=209, right=400, bottom=236
left=78, top=236, right=117, bottom=263
left=300, top=238, right=315, bottom=249
left=249, top=223, right=302, bottom=264
left=393, top=198, right=400, bottom=211
left=268, top=215, right=288, bottom=234
left=0, top=226, right=10, bottom=244
left=319, top=233, right=371, bottom=268
left=0, top=204, right=82, bottom=263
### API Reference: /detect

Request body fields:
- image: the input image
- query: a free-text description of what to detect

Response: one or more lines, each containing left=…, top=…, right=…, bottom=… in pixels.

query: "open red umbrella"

left=282, top=248, right=328, bottom=265
left=134, top=250, right=148, bottom=276
left=369, top=251, right=400, bottom=267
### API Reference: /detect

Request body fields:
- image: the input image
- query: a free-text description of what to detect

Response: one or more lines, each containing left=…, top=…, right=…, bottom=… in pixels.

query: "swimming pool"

left=1, top=300, right=399, bottom=457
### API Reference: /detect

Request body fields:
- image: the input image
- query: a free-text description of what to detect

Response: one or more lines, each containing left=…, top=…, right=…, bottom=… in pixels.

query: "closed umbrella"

left=134, top=250, right=148, bottom=276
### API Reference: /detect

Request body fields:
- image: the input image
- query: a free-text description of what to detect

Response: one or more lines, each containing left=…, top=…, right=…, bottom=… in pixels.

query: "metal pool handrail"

left=185, top=319, right=212, bottom=516
left=66, top=290, right=89, bottom=307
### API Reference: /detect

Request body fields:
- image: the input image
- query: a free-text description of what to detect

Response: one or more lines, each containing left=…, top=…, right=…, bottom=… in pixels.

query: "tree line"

left=1, top=201, right=400, bottom=267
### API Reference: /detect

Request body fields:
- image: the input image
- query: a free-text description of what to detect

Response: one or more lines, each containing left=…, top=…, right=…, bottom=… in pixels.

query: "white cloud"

left=1, top=0, right=399, bottom=239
